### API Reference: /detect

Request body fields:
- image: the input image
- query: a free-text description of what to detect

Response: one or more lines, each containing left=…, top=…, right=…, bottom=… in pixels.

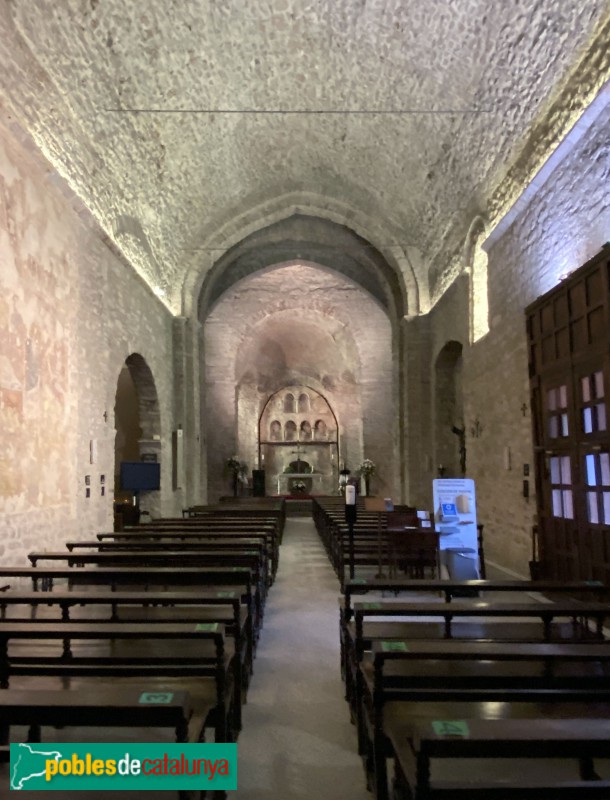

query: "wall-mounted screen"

left=120, top=461, right=161, bottom=491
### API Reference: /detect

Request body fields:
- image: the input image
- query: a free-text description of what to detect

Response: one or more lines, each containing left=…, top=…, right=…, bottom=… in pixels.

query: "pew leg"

left=579, top=756, right=602, bottom=781
left=27, top=724, right=41, bottom=743
left=373, top=728, right=390, bottom=800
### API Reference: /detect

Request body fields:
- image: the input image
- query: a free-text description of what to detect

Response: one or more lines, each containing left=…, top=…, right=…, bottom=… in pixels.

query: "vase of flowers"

left=292, top=480, right=307, bottom=495
left=358, top=458, right=376, bottom=496
left=226, top=455, right=247, bottom=497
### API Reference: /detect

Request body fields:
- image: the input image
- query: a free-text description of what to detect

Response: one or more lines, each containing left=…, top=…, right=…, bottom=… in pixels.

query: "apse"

left=203, top=262, right=396, bottom=501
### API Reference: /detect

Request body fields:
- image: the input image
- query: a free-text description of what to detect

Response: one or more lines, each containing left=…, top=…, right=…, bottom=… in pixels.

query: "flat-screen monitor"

left=120, top=461, right=160, bottom=492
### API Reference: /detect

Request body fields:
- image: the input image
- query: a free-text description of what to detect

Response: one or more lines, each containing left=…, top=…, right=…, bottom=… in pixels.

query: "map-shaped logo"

left=10, top=742, right=62, bottom=790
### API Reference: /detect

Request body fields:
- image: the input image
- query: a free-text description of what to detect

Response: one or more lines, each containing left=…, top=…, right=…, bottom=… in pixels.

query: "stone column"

left=401, top=314, right=434, bottom=508
left=172, top=315, right=204, bottom=506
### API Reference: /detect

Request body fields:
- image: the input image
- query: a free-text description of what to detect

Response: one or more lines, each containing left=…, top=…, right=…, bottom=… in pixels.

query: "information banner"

left=432, top=478, right=478, bottom=562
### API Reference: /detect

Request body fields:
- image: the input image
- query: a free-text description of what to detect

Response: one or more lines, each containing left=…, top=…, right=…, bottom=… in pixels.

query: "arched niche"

left=113, top=352, right=161, bottom=516
left=300, top=420, right=312, bottom=440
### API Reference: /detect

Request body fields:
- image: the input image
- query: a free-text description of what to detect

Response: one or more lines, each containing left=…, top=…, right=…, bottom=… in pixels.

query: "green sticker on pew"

left=381, top=641, right=409, bottom=652
left=195, top=623, right=220, bottom=632
left=432, top=721, right=470, bottom=738
left=139, top=692, right=174, bottom=705
left=585, top=581, right=603, bottom=586
left=217, top=591, right=236, bottom=598
left=363, top=602, right=382, bottom=610
left=351, top=578, right=367, bottom=584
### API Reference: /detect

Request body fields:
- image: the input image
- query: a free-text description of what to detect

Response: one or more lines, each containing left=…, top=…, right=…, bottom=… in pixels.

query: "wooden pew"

left=366, top=640, right=610, bottom=800
left=343, top=597, right=610, bottom=725
left=64, top=538, right=273, bottom=591
left=389, top=717, right=610, bottom=799
left=27, top=549, right=266, bottom=586
left=0, top=564, right=256, bottom=623
left=0, top=589, right=252, bottom=718
left=339, top=577, right=610, bottom=689
left=0, top=686, right=196, bottom=745
left=0, top=620, right=236, bottom=743
left=353, top=599, right=610, bottom=646
left=27, top=553, right=266, bottom=637
left=98, top=524, right=280, bottom=584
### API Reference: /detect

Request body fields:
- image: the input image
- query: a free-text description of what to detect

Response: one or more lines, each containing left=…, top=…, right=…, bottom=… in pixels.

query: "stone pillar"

left=401, top=314, right=434, bottom=508
left=172, top=315, right=204, bottom=506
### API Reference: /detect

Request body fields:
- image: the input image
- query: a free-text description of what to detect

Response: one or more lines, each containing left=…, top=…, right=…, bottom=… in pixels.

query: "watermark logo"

left=10, top=743, right=237, bottom=791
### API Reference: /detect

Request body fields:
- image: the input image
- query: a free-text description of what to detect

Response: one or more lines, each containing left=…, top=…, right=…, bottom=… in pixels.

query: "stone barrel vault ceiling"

left=0, top=0, right=608, bottom=313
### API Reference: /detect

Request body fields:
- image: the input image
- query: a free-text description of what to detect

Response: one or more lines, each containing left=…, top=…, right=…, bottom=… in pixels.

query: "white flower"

left=359, top=459, right=376, bottom=476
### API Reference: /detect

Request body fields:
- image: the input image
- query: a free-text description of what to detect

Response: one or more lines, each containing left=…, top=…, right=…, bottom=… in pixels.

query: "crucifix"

left=290, top=441, right=308, bottom=473
left=521, top=403, right=528, bottom=417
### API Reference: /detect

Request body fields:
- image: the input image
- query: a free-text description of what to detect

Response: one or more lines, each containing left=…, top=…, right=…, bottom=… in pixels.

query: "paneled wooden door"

left=527, top=246, right=610, bottom=582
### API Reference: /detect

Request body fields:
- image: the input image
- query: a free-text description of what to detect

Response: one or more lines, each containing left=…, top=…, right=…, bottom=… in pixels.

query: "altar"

left=275, top=472, right=329, bottom=495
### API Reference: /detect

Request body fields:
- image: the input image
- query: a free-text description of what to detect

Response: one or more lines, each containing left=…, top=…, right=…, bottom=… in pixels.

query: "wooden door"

left=527, top=246, right=610, bottom=581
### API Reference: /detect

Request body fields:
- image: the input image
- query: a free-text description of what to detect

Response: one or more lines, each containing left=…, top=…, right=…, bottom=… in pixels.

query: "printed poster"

left=432, top=478, right=479, bottom=564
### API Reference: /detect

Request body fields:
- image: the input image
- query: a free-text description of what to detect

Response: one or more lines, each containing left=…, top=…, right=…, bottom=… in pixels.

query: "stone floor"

left=229, top=515, right=370, bottom=800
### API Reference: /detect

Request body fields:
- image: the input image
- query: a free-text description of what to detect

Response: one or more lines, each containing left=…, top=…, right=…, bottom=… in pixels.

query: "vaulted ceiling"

left=0, top=0, right=608, bottom=313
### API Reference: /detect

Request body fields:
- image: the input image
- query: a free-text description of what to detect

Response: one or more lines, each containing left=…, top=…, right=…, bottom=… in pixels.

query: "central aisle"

left=232, top=515, right=371, bottom=800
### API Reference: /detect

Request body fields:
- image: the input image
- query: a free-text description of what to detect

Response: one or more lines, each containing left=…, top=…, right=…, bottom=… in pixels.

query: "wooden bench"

left=28, top=548, right=267, bottom=592
left=0, top=686, right=196, bottom=746
left=389, top=717, right=610, bottom=799
left=0, top=620, right=236, bottom=743
left=344, top=599, right=609, bottom=708
left=0, top=566, right=258, bottom=633
left=97, top=527, right=280, bottom=582
left=353, top=599, right=610, bottom=647
left=27, top=556, right=265, bottom=638
left=365, top=640, right=610, bottom=800
left=0, top=588, right=253, bottom=720
left=338, top=578, right=610, bottom=692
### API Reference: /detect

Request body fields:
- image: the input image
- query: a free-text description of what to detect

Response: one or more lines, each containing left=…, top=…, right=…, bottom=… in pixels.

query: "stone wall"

left=203, top=263, right=396, bottom=501
left=424, top=101, right=610, bottom=577
left=0, top=116, right=179, bottom=568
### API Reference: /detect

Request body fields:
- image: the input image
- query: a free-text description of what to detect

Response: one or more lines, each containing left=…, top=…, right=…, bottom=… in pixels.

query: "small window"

left=550, top=454, right=572, bottom=519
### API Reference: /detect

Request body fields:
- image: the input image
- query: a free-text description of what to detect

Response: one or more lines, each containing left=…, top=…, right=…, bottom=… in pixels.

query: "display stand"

left=364, top=497, right=388, bottom=578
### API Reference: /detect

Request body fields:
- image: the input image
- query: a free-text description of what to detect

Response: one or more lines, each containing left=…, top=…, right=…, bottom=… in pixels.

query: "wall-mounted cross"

left=521, top=403, right=528, bottom=417
left=291, top=441, right=306, bottom=459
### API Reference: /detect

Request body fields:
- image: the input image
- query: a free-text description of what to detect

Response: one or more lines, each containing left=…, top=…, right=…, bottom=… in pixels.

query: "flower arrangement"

left=226, top=455, right=248, bottom=481
left=226, top=455, right=241, bottom=473
left=292, top=480, right=307, bottom=493
left=359, top=458, right=376, bottom=477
